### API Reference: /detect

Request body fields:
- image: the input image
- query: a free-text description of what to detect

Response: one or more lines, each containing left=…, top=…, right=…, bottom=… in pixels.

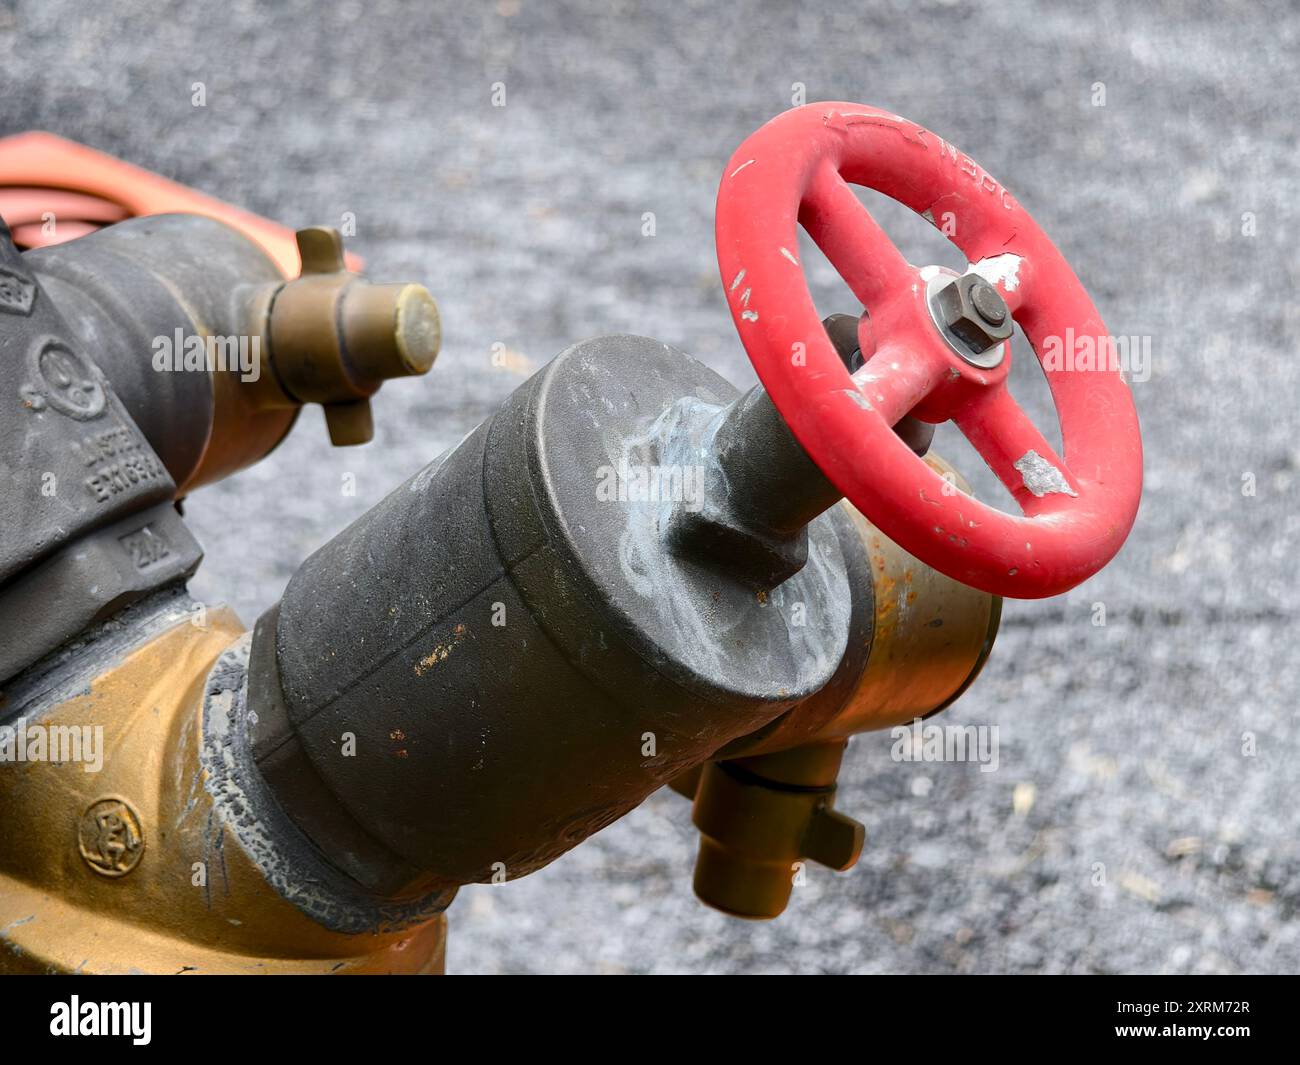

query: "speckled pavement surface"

left=2, top=0, right=1296, bottom=973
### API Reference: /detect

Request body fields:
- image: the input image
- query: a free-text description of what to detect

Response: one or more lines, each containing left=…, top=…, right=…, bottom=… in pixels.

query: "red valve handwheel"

left=716, top=103, right=1142, bottom=598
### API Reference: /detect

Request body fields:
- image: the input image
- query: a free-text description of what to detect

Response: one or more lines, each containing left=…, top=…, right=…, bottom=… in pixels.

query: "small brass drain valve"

left=688, top=741, right=865, bottom=920
left=266, top=226, right=441, bottom=445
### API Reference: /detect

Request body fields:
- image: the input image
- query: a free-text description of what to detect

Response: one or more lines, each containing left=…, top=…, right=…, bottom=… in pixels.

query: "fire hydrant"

left=0, top=103, right=1140, bottom=973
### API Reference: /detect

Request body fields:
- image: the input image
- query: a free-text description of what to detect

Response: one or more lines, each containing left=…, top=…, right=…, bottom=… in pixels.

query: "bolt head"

left=931, top=274, right=1014, bottom=356
left=970, top=280, right=1006, bottom=325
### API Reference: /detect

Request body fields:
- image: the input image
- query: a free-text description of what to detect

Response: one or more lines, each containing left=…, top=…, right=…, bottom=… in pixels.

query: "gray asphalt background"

left=2, top=0, right=1296, bottom=973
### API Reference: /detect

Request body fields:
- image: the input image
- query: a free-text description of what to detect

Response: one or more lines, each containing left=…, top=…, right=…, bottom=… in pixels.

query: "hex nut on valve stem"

left=928, top=272, right=1013, bottom=366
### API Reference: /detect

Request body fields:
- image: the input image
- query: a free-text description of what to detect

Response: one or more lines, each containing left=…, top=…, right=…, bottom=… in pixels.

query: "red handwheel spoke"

left=800, top=161, right=914, bottom=309
left=954, top=384, right=1077, bottom=517
left=851, top=333, right=948, bottom=427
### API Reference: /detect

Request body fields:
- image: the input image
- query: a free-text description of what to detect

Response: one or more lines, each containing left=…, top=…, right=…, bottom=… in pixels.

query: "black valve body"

left=250, top=335, right=859, bottom=892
